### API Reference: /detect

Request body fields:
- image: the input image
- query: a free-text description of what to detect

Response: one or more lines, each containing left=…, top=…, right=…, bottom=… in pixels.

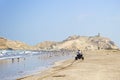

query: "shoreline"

left=17, top=50, right=120, bottom=80
left=17, top=58, right=74, bottom=80
left=0, top=50, right=74, bottom=80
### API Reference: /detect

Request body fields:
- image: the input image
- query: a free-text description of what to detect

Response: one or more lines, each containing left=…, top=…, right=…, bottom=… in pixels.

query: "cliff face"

left=0, top=35, right=119, bottom=50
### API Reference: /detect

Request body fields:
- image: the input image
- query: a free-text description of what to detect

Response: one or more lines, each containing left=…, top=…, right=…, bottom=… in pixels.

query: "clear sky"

left=0, top=0, right=120, bottom=46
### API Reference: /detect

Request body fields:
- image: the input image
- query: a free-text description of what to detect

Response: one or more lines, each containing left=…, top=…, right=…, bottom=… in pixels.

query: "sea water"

left=0, top=50, right=74, bottom=80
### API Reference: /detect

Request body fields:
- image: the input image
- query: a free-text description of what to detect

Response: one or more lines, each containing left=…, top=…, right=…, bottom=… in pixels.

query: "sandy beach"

left=17, top=50, right=120, bottom=80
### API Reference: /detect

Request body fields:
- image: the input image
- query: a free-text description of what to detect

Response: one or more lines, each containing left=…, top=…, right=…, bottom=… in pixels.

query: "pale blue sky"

left=0, top=0, right=120, bottom=46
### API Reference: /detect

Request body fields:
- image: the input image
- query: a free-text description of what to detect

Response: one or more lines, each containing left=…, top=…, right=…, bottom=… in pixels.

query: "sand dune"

left=18, top=50, right=120, bottom=80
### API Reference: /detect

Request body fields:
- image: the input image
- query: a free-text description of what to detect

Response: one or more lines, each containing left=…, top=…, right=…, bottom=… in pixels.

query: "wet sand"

left=18, top=50, right=120, bottom=80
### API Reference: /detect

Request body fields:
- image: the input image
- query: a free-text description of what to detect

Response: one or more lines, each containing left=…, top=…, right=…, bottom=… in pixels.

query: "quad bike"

left=75, top=54, right=84, bottom=60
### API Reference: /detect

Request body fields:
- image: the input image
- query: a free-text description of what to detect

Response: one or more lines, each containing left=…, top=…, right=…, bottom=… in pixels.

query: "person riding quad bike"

left=75, top=50, right=84, bottom=60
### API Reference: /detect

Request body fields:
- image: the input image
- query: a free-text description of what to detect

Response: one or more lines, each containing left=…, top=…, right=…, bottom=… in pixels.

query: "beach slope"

left=18, top=50, right=120, bottom=80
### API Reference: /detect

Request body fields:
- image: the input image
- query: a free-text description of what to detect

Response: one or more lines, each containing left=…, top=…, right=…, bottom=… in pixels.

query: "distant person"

left=75, top=50, right=84, bottom=60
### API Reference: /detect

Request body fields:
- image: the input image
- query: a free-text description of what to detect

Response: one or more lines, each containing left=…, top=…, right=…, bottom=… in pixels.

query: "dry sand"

left=17, top=50, right=120, bottom=80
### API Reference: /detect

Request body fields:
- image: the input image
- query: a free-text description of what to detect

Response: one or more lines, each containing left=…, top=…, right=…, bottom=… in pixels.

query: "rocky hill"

left=35, top=41, right=57, bottom=50
left=0, top=35, right=119, bottom=50
left=36, top=35, right=119, bottom=50
left=0, top=37, right=36, bottom=50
